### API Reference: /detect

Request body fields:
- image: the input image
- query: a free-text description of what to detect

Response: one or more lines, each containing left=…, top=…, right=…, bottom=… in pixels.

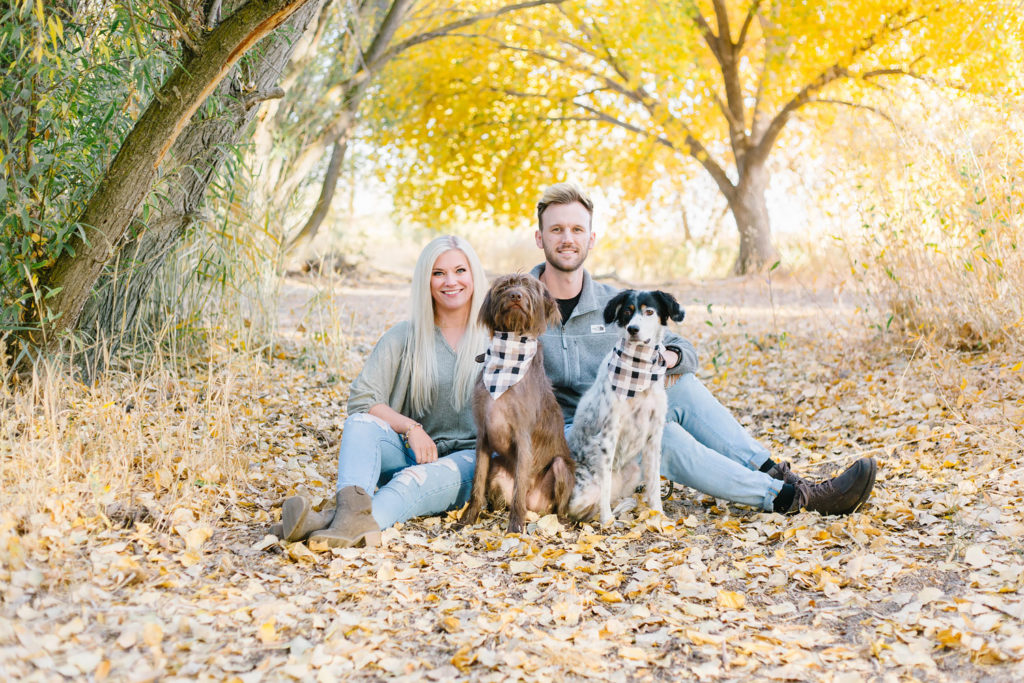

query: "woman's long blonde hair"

left=408, top=235, right=488, bottom=417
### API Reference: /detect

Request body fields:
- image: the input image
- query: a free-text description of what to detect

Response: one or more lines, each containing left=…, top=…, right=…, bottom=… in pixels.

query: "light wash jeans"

left=566, top=373, right=782, bottom=511
left=336, top=413, right=476, bottom=530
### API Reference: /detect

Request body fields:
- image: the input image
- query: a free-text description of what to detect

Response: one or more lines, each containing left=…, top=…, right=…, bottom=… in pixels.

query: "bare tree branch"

left=711, top=0, right=733, bottom=44
left=379, top=0, right=565, bottom=65
left=806, top=97, right=897, bottom=126
left=688, top=2, right=722, bottom=65
left=736, top=0, right=762, bottom=49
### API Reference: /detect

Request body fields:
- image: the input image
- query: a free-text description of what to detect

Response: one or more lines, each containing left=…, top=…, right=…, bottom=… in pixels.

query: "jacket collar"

left=529, top=263, right=601, bottom=321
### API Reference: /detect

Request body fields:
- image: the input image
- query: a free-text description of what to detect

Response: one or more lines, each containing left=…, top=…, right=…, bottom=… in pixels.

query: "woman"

left=278, top=235, right=489, bottom=548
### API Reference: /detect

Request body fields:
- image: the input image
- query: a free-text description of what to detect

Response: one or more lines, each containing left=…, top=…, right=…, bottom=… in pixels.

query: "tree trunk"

left=285, top=139, right=349, bottom=253
left=78, top=0, right=326, bottom=360
left=729, top=162, right=778, bottom=275
left=27, top=0, right=318, bottom=355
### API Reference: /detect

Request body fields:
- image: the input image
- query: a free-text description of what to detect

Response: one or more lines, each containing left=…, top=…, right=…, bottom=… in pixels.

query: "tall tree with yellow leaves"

left=369, top=0, right=1022, bottom=274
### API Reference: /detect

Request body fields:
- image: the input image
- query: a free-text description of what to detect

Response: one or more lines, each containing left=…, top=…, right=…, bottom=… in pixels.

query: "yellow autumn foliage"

left=369, top=0, right=1022, bottom=241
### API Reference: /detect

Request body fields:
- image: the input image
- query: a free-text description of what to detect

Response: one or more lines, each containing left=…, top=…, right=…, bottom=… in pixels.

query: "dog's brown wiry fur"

left=460, top=274, right=575, bottom=534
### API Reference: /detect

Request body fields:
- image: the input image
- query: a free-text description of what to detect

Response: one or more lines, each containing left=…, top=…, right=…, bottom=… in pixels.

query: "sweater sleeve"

left=347, top=322, right=410, bottom=416
left=664, top=333, right=699, bottom=376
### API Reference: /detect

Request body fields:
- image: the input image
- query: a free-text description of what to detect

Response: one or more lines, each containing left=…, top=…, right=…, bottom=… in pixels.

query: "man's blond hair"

left=536, top=183, right=594, bottom=231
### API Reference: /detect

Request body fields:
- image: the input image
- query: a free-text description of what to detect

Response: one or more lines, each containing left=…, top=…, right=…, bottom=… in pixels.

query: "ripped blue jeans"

left=336, top=413, right=476, bottom=530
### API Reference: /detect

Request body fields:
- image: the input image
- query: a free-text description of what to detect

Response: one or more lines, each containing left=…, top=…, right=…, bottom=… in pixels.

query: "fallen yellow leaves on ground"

left=2, top=277, right=1023, bottom=680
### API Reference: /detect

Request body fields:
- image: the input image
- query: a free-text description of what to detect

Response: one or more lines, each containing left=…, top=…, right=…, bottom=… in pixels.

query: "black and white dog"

left=568, top=290, right=685, bottom=525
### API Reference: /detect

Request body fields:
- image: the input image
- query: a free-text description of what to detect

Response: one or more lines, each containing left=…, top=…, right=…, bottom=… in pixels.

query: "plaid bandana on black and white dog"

left=608, top=341, right=666, bottom=398
left=482, top=332, right=538, bottom=399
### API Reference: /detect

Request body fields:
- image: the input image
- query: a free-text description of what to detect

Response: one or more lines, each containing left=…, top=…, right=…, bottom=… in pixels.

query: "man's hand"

left=663, top=348, right=679, bottom=369
left=407, top=427, right=438, bottom=464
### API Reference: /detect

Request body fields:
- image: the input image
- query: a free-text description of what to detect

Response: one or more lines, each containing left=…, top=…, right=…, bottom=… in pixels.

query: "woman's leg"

left=370, top=449, right=477, bottom=530
left=335, top=413, right=476, bottom=530
left=336, top=413, right=413, bottom=492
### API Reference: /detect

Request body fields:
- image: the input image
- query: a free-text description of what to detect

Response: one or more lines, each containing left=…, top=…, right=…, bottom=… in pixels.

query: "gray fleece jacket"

left=530, top=264, right=699, bottom=423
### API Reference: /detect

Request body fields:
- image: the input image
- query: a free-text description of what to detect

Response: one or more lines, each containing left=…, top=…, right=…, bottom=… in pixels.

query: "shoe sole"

left=308, top=529, right=382, bottom=550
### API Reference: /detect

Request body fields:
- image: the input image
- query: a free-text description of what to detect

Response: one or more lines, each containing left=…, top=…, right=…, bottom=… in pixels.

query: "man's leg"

left=665, top=373, right=771, bottom=471
left=662, top=375, right=877, bottom=515
left=659, top=421, right=782, bottom=511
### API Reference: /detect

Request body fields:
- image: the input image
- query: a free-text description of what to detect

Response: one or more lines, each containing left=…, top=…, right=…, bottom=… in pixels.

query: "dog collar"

left=482, top=332, right=538, bottom=399
left=608, top=341, right=666, bottom=398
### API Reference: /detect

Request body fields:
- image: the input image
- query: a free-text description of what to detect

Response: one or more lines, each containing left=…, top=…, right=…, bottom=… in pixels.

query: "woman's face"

left=430, top=249, right=474, bottom=318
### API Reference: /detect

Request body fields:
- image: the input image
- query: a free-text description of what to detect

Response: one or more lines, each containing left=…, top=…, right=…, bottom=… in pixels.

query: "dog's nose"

left=509, top=290, right=522, bottom=302
left=627, top=325, right=639, bottom=336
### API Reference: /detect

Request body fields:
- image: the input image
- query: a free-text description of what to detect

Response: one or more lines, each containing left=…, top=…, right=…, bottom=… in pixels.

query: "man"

left=530, top=183, right=876, bottom=516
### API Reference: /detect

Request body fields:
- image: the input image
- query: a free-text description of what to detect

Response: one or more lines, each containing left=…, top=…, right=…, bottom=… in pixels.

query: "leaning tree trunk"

left=25, top=0, right=319, bottom=358
left=284, top=138, right=348, bottom=253
left=78, top=0, right=326, bottom=360
left=729, top=162, right=779, bottom=275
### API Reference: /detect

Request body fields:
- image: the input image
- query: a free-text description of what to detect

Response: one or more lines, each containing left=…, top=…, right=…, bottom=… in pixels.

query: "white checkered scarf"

left=482, top=332, right=538, bottom=399
left=608, top=340, right=666, bottom=398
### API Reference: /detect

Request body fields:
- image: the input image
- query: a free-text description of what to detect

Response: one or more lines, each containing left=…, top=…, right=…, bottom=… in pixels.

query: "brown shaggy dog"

left=459, top=274, right=576, bottom=534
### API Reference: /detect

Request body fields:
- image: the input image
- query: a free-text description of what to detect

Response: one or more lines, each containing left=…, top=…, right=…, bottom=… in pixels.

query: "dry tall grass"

left=838, top=98, right=1023, bottom=351
left=0, top=344, right=269, bottom=525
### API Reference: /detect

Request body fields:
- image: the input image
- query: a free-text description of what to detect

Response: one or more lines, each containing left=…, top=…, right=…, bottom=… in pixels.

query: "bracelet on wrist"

left=402, top=422, right=422, bottom=448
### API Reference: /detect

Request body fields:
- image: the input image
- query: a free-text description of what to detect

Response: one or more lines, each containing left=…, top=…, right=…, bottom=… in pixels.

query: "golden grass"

left=833, top=94, right=1024, bottom=352
left=0, top=342, right=270, bottom=528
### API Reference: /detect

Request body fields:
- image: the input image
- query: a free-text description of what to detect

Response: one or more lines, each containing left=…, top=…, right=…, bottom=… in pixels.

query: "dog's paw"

left=612, top=497, right=637, bottom=517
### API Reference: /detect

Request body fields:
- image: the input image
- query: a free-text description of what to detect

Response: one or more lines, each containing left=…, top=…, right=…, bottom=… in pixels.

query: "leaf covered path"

left=2, top=274, right=1023, bottom=681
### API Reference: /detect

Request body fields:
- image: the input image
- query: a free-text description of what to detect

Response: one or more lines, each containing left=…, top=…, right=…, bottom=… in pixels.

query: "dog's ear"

left=603, top=290, right=632, bottom=325
left=477, top=286, right=496, bottom=332
left=542, top=286, right=562, bottom=328
left=652, top=290, right=685, bottom=324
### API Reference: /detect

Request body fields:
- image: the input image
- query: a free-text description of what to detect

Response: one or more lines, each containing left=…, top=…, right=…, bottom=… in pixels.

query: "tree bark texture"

left=77, top=0, right=326, bottom=356
left=30, top=0, right=318, bottom=353
left=728, top=162, right=778, bottom=275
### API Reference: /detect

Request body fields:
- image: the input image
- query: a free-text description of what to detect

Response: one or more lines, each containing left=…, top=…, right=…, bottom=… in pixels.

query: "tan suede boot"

left=276, top=496, right=337, bottom=542
left=308, top=486, right=381, bottom=549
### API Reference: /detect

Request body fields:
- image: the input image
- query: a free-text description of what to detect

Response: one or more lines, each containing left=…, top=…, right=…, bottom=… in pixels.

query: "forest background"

left=2, top=1, right=1023, bottom=680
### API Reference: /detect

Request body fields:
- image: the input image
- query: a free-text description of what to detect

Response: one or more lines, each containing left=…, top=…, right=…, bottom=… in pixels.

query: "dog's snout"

left=627, top=325, right=639, bottom=336
left=509, top=290, right=522, bottom=302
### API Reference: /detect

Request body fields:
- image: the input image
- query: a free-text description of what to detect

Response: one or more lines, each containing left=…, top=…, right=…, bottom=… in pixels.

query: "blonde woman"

left=278, top=235, right=489, bottom=548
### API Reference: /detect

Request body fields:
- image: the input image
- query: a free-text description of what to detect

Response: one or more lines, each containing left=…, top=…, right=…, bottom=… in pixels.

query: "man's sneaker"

left=766, top=460, right=805, bottom=487
left=788, top=457, right=877, bottom=515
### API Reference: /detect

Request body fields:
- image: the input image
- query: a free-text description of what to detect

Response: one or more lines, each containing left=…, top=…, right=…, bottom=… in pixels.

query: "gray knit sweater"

left=347, top=321, right=477, bottom=456
left=529, top=264, right=699, bottom=423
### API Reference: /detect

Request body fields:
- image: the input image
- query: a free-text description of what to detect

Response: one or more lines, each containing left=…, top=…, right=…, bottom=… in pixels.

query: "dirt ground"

left=2, top=270, right=1023, bottom=681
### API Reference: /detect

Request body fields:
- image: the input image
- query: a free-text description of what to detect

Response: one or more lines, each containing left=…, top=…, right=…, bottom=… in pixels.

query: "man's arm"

left=663, top=332, right=699, bottom=376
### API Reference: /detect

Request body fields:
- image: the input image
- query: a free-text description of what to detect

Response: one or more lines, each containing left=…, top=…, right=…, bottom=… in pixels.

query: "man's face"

left=535, top=201, right=595, bottom=273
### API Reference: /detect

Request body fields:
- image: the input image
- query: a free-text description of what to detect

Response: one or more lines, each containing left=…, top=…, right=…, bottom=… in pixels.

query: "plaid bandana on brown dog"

left=483, top=332, right=538, bottom=399
left=608, top=341, right=666, bottom=398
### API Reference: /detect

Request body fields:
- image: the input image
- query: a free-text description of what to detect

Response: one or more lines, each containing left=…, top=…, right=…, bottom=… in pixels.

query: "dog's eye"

left=643, top=308, right=655, bottom=316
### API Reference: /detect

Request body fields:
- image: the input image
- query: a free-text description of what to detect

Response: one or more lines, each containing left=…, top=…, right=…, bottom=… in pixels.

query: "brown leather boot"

left=276, top=496, right=337, bottom=542
left=308, top=486, right=381, bottom=549
left=788, top=457, right=877, bottom=515
left=766, top=460, right=805, bottom=486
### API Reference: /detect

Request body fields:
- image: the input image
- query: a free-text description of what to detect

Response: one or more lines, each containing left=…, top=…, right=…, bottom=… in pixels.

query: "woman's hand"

left=406, top=425, right=438, bottom=464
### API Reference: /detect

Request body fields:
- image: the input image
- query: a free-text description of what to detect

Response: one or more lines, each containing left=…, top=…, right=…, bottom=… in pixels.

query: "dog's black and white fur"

left=568, top=290, right=685, bottom=525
